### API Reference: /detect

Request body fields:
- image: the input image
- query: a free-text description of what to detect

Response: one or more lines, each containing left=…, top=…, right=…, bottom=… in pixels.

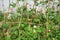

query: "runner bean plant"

left=0, top=0, right=60, bottom=40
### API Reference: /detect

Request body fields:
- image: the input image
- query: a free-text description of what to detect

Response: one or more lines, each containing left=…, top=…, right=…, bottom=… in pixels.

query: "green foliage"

left=0, top=0, right=60, bottom=40
left=0, top=11, right=4, bottom=21
left=10, top=3, right=16, bottom=8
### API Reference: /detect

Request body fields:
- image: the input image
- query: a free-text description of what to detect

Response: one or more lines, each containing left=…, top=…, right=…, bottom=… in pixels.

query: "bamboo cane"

left=7, top=0, right=10, bottom=37
left=46, top=0, right=50, bottom=40
left=58, top=0, right=60, bottom=26
left=2, top=0, right=4, bottom=12
left=34, top=0, right=40, bottom=40
left=16, top=0, right=20, bottom=39
left=2, top=0, right=6, bottom=24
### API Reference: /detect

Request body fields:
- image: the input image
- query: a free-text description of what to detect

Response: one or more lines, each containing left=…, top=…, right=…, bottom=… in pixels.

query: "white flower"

left=36, top=6, right=42, bottom=12
left=27, top=4, right=31, bottom=11
left=48, top=30, right=51, bottom=32
left=33, top=25, right=37, bottom=28
left=18, top=1, right=23, bottom=7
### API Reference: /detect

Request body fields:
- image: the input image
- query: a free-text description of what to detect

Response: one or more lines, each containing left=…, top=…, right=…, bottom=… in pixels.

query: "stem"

left=9, top=0, right=10, bottom=11
left=58, top=0, right=60, bottom=26
left=2, top=0, right=4, bottom=12
left=46, top=0, right=50, bottom=40
left=2, top=0, right=6, bottom=24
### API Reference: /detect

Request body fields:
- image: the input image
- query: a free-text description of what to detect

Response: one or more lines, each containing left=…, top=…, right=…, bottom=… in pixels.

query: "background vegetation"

left=0, top=0, right=60, bottom=40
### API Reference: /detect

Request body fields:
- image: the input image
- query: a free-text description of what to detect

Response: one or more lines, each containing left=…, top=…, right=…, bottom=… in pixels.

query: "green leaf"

left=10, top=3, right=16, bottom=7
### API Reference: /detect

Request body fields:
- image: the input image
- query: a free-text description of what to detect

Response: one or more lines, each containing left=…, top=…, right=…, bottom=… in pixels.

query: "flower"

left=33, top=25, right=37, bottom=28
left=27, top=3, right=34, bottom=9
left=48, top=30, right=51, bottom=32
left=18, top=1, right=23, bottom=7
left=36, top=6, right=42, bottom=12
